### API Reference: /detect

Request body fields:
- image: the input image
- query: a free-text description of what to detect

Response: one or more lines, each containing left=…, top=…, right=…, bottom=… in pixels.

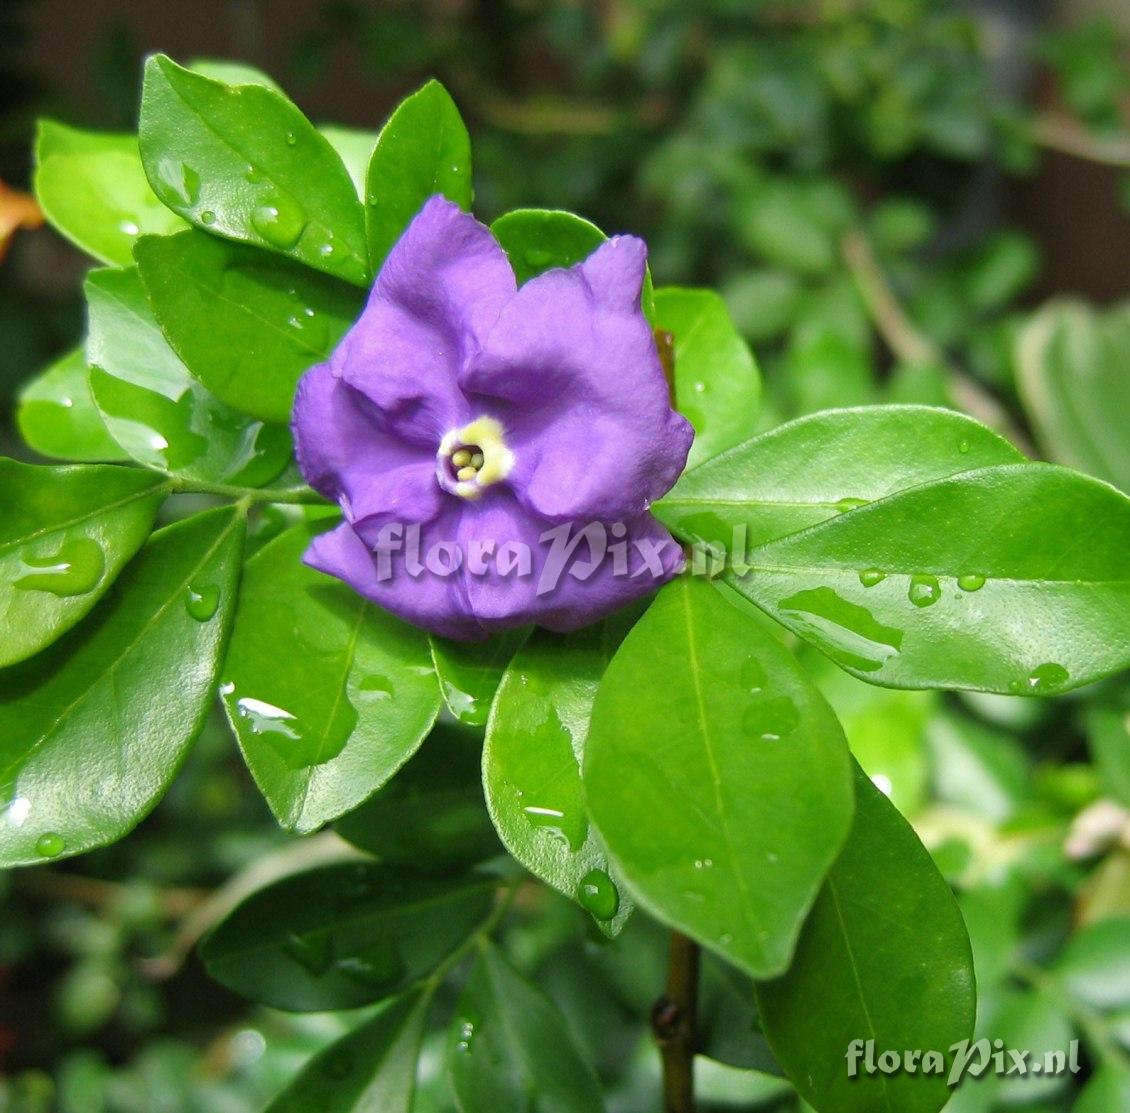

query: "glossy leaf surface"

left=200, top=861, right=494, bottom=1011
left=732, top=463, right=1130, bottom=693
left=656, top=405, right=1023, bottom=551
left=139, top=55, right=368, bottom=284
left=584, top=577, right=854, bottom=977
left=485, top=620, right=636, bottom=933
left=135, top=230, right=362, bottom=423
left=365, top=80, right=472, bottom=268
left=0, top=459, right=167, bottom=667
left=0, top=508, right=243, bottom=865
left=756, top=763, right=976, bottom=1113
left=16, top=348, right=127, bottom=463
left=264, top=990, right=429, bottom=1113
left=450, top=943, right=605, bottom=1113
left=34, top=120, right=185, bottom=267
left=86, top=266, right=292, bottom=486
left=221, top=522, right=441, bottom=833
left=653, top=287, right=760, bottom=466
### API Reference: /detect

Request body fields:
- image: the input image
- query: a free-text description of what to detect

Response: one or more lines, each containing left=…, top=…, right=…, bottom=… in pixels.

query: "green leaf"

left=221, top=522, right=441, bottom=833
left=730, top=463, right=1130, bottom=693
left=0, top=508, right=243, bottom=866
left=656, top=405, right=1023, bottom=552
left=430, top=628, right=530, bottom=727
left=653, top=287, right=760, bottom=466
left=584, top=577, right=853, bottom=977
left=34, top=120, right=186, bottom=267
left=1075, top=1063, right=1130, bottom=1113
left=450, top=943, right=605, bottom=1113
left=188, top=58, right=283, bottom=93
left=491, top=208, right=606, bottom=287
left=1086, top=704, right=1130, bottom=808
left=755, top=763, right=976, bottom=1113
left=484, top=620, right=636, bottom=934
left=139, top=54, right=368, bottom=285
left=85, top=266, right=292, bottom=486
left=199, top=861, right=494, bottom=1011
left=17, top=348, right=128, bottom=463
left=134, top=230, right=363, bottom=423
left=365, top=80, right=472, bottom=268
left=926, top=708, right=1030, bottom=821
left=1053, top=917, right=1130, bottom=1011
left=0, top=459, right=167, bottom=668
left=335, top=722, right=501, bottom=872
left=1017, top=299, right=1130, bottom=494
left=264, top=990, right=429, bottom=1113
left=321, top=126, right=379, bottom=200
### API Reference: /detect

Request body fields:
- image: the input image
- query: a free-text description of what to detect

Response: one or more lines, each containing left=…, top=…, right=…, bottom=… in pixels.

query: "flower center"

left=436, top=416, right=514, bottom=499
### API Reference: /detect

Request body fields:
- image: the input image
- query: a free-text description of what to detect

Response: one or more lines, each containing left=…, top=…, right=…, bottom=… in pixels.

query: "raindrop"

left=908, top=575, right=941, bottom=608
left=15, top=538, right=104, bottom=596
left=285, top=132, right=297, bottom=146
left=1027, top=662, right=1070, bottom=694
left=779, top=587, right=902, bottom=673
left=200, top=209, right=217, bottom=225
left=957, top=573, right=986, bottom=592
left=153, top=160, right=201, bottom=207
left=742, top=697, right=799, bottom=742
left=959, top=440, right=971, bottom=454
left=246, top=166, right=264, bottom=184
left=858, top=568, right=886, bottom=588
left=576, top=868, right=619, bottom=921
left=235, top=697, right=299, bottom=739
left=357, top=675, right=393, bottom=700
left=738, top=655, right=766, bottom=693
left=185, top=583, right=219, bottom=621
left=35, top=832, right=65, bottom=858
left=835, top=497, right=869, bottom=513
left=283, top=932, right=334, bottom=976
left=251, top=197, right=307, bottom=249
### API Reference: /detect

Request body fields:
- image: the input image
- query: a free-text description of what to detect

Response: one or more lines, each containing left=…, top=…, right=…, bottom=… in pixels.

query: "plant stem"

left=840, top=228, right=1037, bottom=458
left=653, top=929, right=700, bottom=1113
left=1030, top=113, right=1130, bottom=169
left=170, top=476, right=328, bottom=506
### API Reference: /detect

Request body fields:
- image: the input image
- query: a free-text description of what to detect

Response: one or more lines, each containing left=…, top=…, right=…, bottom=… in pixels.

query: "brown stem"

left=840, top=228, right=1037, bottom=458
left=652, top=929, right=700, bottom=1113
left=1029, top=113, right=1130, bottom=169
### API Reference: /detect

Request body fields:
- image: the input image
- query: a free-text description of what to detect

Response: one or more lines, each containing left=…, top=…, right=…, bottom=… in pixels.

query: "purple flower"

left=291, top=196, right=693, bottom=639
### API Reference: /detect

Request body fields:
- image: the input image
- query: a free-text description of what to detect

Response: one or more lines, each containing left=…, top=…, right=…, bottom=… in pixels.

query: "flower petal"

left=335, top=196, right=516, bottom=444
left=463, top=236, right=694, bottom=520
left=292, top=361, right=442, bottom=526
left=455, top=491, right=686, bottom=634
left=303, top=516, right=483, bottom=641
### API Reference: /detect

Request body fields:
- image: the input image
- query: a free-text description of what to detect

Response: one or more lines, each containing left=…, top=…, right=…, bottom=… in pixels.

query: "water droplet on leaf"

left=251, top=197, right=307, bottom=248
left=742, top=697, right=800, bottom=742
left=779, top=587, right=902, bottom=673
left=908, top=575, right=941, bottom=608
left=15, top=538, right=104, bottom=596
left=858, top=568, right=886, bottom=588
left=35, top=832, right=65, bottom=858
left=185, top=583, right=219, bottom=621
left=576, top=868, right=619, bottom=921
left=1027, top=662, right=1069, bottom=694
left=739, top=656, right=766, bottom=693
left=835, top=497, right=869, bottom=513
left=957, top=573, right=985, bottom=592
